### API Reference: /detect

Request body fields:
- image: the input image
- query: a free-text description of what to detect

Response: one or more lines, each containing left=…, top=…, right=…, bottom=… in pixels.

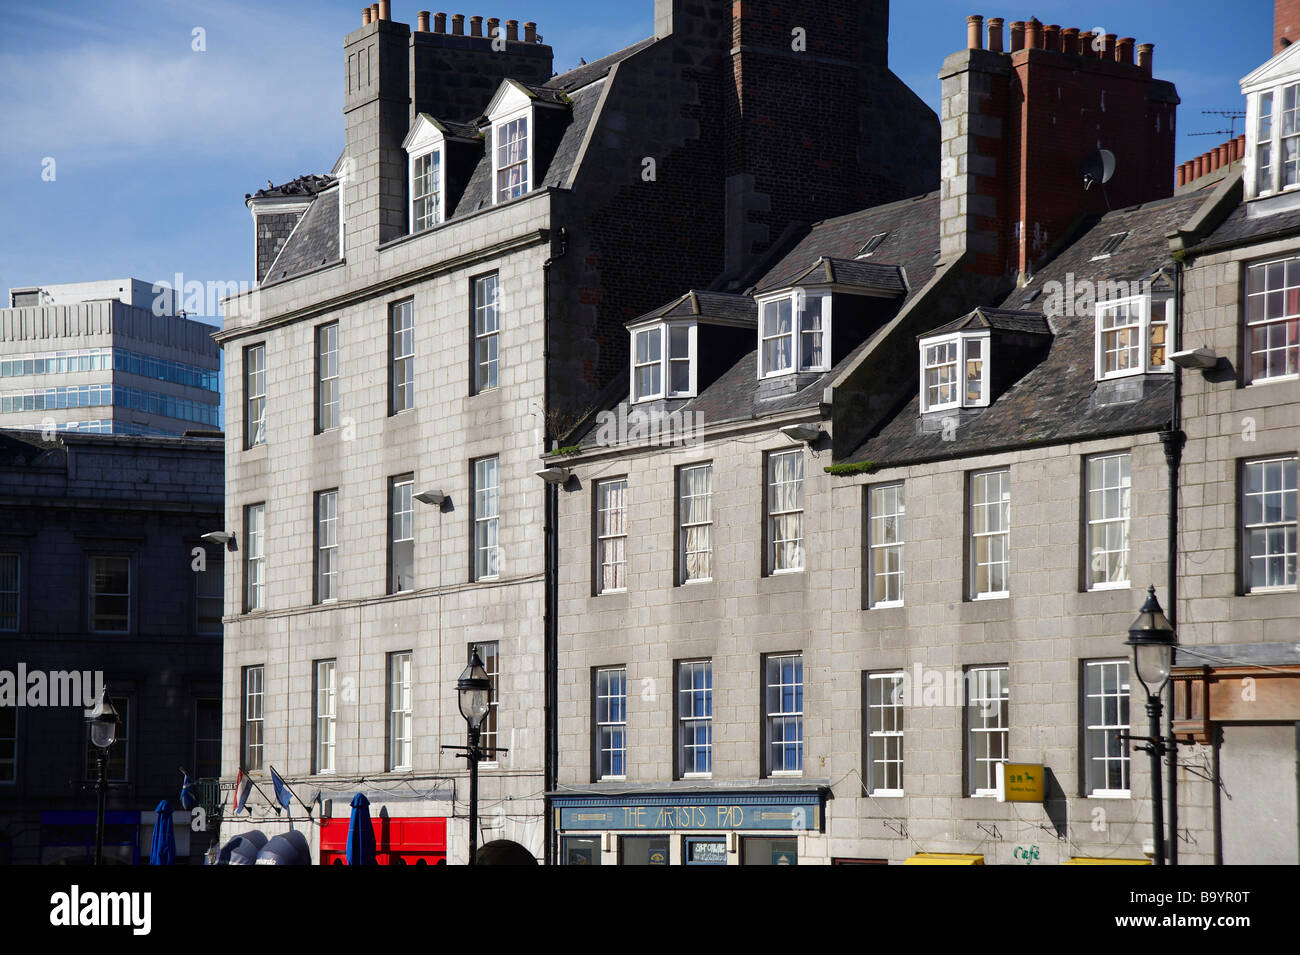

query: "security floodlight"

left=201, top=531, right=235, bottom=550
left=414, top=490, right=447, bottom=506
left=780, top=423, right=823, bottom=444
left=1169, top=347, right=1221, bottom=371
left=536, top=467, right=571, bottom=486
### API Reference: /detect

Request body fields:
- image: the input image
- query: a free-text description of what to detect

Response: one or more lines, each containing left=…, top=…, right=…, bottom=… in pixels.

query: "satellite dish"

left=1081, top=149, right=1116, bottom=190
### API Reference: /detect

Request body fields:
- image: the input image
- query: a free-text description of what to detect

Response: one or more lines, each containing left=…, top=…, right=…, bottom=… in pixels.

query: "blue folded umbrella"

left=150, top=800, right=176, bottom=866
left=345, top=793, right=376, bottom=865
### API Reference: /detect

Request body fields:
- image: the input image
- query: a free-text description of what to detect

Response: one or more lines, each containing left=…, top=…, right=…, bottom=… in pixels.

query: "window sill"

left=681, top=577, right=713, bottom=586
left=598, top=775, right=626, bottom=783
left=1244, top=585, right=1297, bottom=595
left=1245, top=374, right=1300, bottom=387
left=596, top=588, right=627, bottom=596
left=969, top=790, right=999, bottom=798
left=870, top=600, right=904, bottom=610
left=768, top=568, right=805, bottom=577
left=475, top=576, right=501, bottom=584
left=682, top=772, right=712, bottom=780
left=970, top=592, right=1009, bottom=601
left=1086, top=581, right=1131, bottom=593
left=1086, top=790, right=1132, bottom=800
left=769, top=770, right=804, bottom=778
left=869, top=789, right=904, bottom=798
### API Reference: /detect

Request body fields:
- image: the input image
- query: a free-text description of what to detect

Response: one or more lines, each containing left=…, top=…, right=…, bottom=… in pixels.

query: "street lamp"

left=86, top=687, right=120, bottom=866
left=457, top=649, right=492, bottom=866
left=1125, top=586, right=1177, bottom=866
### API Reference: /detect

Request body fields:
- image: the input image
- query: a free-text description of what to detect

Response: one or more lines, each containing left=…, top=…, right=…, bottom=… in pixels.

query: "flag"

left=179, top=771, right=199, bottom=812
left=233, top=770, right=253, bottom=814
left=270, top=766, right=294, bottom=814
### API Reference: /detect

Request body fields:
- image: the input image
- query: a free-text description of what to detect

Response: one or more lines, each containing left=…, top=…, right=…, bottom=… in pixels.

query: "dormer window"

left=1094, top=296, right=1172, bottom=380
left=495, top=116, right=530, bottom=202
left=758, top=291, right=831, bottom=378
left=631, top=322, right=696, bottom=402
left=1244, top=49, right=1300, bottom=199
left=411, top=149, right=442, bottom=231
left=919, top=332, right=989, bottom=413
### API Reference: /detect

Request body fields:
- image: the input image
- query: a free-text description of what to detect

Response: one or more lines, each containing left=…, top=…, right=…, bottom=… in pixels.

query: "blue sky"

left=0, top=0, right=1274, bottom=324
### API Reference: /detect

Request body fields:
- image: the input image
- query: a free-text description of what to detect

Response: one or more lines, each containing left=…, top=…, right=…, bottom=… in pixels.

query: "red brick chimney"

left=941, top=12, right=1179, bottom=278
left=1277, top=0, right=1300, bottom=53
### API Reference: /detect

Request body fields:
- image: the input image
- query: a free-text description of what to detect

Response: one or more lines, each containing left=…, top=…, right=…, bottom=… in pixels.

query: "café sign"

left=554, top=792, right=823, bottom=832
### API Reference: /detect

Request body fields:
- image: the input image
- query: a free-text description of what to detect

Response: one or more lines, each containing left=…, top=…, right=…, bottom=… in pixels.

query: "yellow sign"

left=996, top=762, right=1044, bottom=803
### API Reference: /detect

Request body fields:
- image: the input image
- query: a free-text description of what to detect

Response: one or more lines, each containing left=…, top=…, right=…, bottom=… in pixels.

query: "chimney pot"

left=417, top=10, right=430, bottom=31
left=1137, top=42, right=1153, bottom=74
left=1043, top=24, right=1060, bottom=52
left=469, top=15, right=482, bottom=36
left=1217, top=145, right=1228, bottom=169
left=967, top=15, right=984, bottom=51
left=1025, top=18, right=1042, bottom=49
left=1116, top=37, right=1134, bottom=64
left=370, top=3, right=380, bottom=23
left=987, top=17, right=1004, bottom=53
left=1237, top=133, right=1247, bottom=159
left=363, top=6, right=372, bottom=24
left=1009, top=20, right=1025, bottom=52
left=451, top=13, right=464, bottom=34
left=1193, top=155, right=1204, bottom=179
left=378, top=0, right=390, bottom=20
left=1177, top=165, right=1187, bottom=187
left=487, top=16, right=499, bottom=37
left=433, top=11, right=446, bottom=32
left=1060, top=27, right=1078, bottom=55
left=524, top=21, right=537, bottom=43
left=506, top=19, right=519, bottom=42
left=1103, top=33, right=1117, bottom=59
left=1079, top=31, right=1097, bottom=58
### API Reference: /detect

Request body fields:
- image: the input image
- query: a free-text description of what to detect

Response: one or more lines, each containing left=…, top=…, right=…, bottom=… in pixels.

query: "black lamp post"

left=86, top=687, right=120, bottom=866
left=1125, top=586, right=1177, bottom=867
left=457, top=649, right=492, bottom=866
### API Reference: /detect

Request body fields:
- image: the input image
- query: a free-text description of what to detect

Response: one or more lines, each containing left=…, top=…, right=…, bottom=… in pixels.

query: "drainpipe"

left=1159, top=259, right=1188, bottom=864
left=542, top=226, right=568, bottom=866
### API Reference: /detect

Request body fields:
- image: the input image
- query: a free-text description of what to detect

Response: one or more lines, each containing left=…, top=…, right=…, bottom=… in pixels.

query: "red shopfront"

left=319, top=816, right=447, bottom=866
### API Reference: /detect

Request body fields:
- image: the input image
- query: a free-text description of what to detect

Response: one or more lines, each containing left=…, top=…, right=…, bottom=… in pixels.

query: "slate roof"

left=544, top=37, right=657, bottom=92
left=262, top=188, right=340, bottom=286
left=518, top=82, right=571, bottom=107
left=921, top=307, right=1051, bottom=339
left=1201, top=197, right=1300, bottom=249
left=629, top=290, right=758, bottom=327
left=844, top=191, right=1205, bottom=468
left=758, top=257, right=909, bottom=296
left=246, top=173, right=334, bottom=202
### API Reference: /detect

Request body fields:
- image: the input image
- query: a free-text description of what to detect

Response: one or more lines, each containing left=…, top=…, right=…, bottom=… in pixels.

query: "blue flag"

left=270, top=766, right=294, bottom=814
left=179, top=772, right=199, bottom=812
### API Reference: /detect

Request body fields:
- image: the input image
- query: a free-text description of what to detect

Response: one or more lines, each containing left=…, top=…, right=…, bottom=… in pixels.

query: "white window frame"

left=493, top=110, right=531, bottom=204
left=966, top=665, right=1008, bottom=797
left=919, top=332, right=990, bottom=413
left=1244, top=256, right=1300, bottom=384
left=865, top=671, right=905, bottom=796
left=242, top=666, right=264, bottom=772
left=1083, top=659, right=1131, bottom=798
left=595, top=478, right=628, bottom=594
left=314, top=659, right=337, bottom=775
left=245, top=503, right=265, bottom=612
left=471, top=642, right=500, bottom=765
left=677, top=660, right=713, bottom=778
left=315, top=322, right=340, bottom=432
left=244, top=343, right=266, bottom=448
left=1242, top=456, right=1298, bottom=593
left=1085, top=452, right=1132, bottom=591
left=388, top=651, right=413, bottom=771
left=757, top=290, right=832, bottom=378
left=473, top=273, right=500, bottom=394
left=765, top=653, right=803, bottom=776
left=473, top=457, right=500, bottom=581
left=1094, top=296, right=1173, bottom=381
left=409, top=147, right=444, bottom=232
left=315, top=489, right=339, bottom=603
left=678, top=463, right=713, bottom=584
left=1247, top=82, right=1300, bottom=198
left=390, top=299, right=415, bottom=414
left=595, top=666, right=627, bottom=780
left=630, top=321, right=697, bottom=402
left=969, top=468, right=1010, bottom=600
left=389, top=475, right=414, bottom=594
left=867, top=483, right=905, bottom=608
left=766, top=450, right=805, bottom=575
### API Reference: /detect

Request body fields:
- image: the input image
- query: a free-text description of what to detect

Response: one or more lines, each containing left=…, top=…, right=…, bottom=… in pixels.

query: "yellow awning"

left=1063, top=857, right=1151, bottom=865
left=903, top=853, right=985, bottom=865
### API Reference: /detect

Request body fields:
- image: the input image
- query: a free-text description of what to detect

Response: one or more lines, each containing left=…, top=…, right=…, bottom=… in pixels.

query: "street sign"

left=996, top=762, right=1045, bottom=803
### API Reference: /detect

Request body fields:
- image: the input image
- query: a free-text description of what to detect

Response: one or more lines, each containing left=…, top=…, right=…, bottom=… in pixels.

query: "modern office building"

left=0, top=430, right=224, bottom=864
left=1, top=278, right=221, bottom=436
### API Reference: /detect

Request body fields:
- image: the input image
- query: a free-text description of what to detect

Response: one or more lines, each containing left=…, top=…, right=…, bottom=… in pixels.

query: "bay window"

left=920, top=332, right=989, bottom=412
left=1094, top=296, right=1171, bottom=380
left=758, top=291, right=830, bottom=377
left=631, top=322, right=695, bottom=401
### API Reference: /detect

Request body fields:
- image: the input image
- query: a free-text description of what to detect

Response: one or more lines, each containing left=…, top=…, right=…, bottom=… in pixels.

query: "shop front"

left=552, top=790, right=827, bottom=865
left=318, top=815, right=447, bottom=865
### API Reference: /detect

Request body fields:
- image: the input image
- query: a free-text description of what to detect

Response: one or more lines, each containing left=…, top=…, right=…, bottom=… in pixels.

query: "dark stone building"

left=0, top=431, right=223, bottom=864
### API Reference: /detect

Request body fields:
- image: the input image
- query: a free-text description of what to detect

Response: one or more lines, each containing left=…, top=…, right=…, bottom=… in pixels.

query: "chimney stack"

left=1277, top=0, right=1300, bottom=53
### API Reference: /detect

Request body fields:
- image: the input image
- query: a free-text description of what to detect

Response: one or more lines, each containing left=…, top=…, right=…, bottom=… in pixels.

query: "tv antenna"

left=1190, top=109, right=1246, bottom=139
